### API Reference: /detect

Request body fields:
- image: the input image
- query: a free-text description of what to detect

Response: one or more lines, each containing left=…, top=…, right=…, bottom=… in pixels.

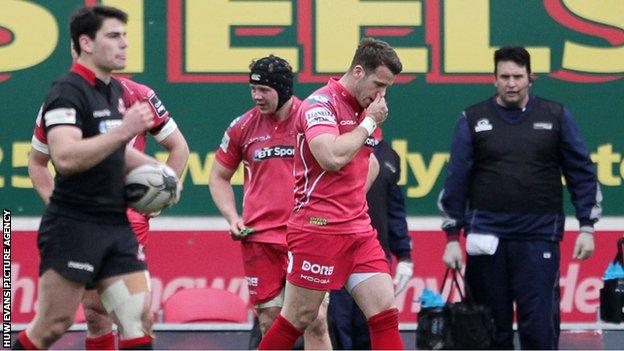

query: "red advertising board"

left=8, top=230, right=622, bottom=324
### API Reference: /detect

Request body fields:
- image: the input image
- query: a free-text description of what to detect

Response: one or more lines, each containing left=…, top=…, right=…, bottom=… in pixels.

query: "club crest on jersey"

left=474, top=118, right=493, bottom=132
left=253, top=145, right=295, bottom=161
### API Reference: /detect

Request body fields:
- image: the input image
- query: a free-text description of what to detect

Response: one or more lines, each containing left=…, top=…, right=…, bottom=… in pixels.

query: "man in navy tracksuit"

left=438, top=46, right=601, bottom=349
left=329, top=139, right=413, bottom=349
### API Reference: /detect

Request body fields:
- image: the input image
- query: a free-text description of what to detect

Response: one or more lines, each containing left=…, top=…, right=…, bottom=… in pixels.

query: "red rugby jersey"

left=214, top=98, right=302, bottom=245
left=288, top=78, right=381, bottom=234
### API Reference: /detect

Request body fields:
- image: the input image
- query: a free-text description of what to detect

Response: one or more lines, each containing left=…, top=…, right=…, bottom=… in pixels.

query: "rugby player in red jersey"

left=210, top=55, right=331, bottom=349
left=259, top=38, right=404, bottom=350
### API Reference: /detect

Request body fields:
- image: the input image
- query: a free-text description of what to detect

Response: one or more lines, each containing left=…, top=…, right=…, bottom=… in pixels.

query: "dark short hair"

left=494, top=46, right=531, bottom=76
left=349, top=38, right=402, bottom=75
left=70, top=5, right=128, bottom=55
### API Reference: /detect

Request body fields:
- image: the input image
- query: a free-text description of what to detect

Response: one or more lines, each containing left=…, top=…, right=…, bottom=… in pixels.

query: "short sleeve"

left=214, top=116, right=244, bottom=170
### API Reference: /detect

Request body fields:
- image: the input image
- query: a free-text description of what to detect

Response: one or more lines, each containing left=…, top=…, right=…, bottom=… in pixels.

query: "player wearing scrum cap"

left=209, top=55, right=331, bottom=349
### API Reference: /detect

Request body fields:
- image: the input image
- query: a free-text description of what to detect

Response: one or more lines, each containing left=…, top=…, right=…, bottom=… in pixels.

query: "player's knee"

left=371, top=293, right=397, bottom=316
left=293, top=305, right=320, bottom=330
left=100, top=279, right=152, bottom=339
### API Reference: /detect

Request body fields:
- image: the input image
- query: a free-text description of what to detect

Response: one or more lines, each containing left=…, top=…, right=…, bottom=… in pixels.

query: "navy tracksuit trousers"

left=328, top=288, right=371, bottom=349
left=465, top=239, right=561, bottom=349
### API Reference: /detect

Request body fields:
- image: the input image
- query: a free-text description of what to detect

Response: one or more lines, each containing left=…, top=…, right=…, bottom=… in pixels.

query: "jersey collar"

left=328, top=78, right=363, bottom=113
left=70, top=62, right=97, bottom=86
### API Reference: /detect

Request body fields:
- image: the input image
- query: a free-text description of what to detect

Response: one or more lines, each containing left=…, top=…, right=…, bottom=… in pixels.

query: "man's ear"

left=352, top=65, right=364, bottom=79
left=79, top=34, right=93, bottom=55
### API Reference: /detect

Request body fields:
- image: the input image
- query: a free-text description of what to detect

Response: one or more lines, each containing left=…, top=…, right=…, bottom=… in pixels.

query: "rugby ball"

left=125, top=163, right=180, bottom=213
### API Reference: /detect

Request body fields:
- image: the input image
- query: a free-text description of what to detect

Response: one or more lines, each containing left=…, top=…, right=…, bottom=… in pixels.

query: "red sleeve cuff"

left=214, top=152, right=239, bottom=171
left=306, top=125, right=339, bottom=143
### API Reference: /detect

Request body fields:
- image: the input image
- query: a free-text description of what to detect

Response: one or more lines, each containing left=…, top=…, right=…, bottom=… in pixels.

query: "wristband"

left=359, top=116, right=377, bottom=136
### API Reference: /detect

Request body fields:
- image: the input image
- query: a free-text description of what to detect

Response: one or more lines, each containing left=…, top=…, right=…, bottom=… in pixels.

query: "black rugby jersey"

left=42, top=63, right=128, bottom=223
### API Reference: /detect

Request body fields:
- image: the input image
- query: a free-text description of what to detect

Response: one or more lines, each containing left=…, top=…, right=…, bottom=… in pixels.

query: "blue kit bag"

left=417, top=269, right=496, bottom=349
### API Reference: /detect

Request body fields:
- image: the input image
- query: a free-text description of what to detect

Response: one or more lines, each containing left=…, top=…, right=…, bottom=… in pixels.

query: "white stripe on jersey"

left=242, top=161, right=252, bottom=201
left=294, top=133, right=308, bottom=209
left=31, top=135, right=49, bottom=155
left=153, top=118, right=178, bottom=142
left=294, top=171, right=326, bottom=211
left=44, top=108, right=76, bottom=127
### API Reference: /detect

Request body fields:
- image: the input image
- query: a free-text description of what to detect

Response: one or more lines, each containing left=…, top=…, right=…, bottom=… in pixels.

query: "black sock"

left=12, top=338, right=26, bottom=350
left=121, top=342, right=152, bottom=350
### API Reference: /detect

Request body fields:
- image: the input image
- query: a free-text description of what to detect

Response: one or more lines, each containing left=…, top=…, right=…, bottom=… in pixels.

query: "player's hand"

left=366, top=92, right=388, bottom=125
left=443, top=241, right=463, bottom=269
left=122, top=102, right=154, bottom=136
left=393, top=260, right=413, bottom=296
left=573, top=230, right=595, bottom=260
left=229, top=219, right=247, bottom=241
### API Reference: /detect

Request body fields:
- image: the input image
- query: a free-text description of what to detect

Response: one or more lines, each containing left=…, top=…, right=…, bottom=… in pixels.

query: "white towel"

left=466, top=233, right=499, bottom=255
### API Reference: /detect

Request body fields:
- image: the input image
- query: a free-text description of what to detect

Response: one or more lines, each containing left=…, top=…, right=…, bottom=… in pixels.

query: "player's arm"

left=559, top=108, right=600, bottom=260
left=209, top=161, right=247, bottom=239
left=439, top=113, right=473, bottom=269
left=366, top=153, right=379, bottom=191
left=28, top=148, right=53, bottom=204
left=309, top=93, right=387, bottom=171
left=439, top=114, right=473, bottom=241
left=47, top=102, right=154, bottom=175
left=125, top=146, right=161, bottom=172
left=158, top=129, right=189, bottom=178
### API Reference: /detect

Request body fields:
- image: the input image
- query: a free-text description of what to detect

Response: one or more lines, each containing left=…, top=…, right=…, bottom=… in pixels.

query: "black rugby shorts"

left=37, top=213, right=147, bottom=286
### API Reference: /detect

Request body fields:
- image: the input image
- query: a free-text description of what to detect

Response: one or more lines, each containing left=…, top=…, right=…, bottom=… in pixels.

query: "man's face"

left=495, top=60, right=531, bottom=108
left=250, top=84, right=279, bottom=114
left=87, top=18, right=128, bottom=71
left=353, top=65, right=396, bottom=108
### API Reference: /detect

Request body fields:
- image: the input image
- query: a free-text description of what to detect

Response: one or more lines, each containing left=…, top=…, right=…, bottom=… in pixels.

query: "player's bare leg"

left=350, top=273, right=403, bottom=349
left=97, top=271, right=153, bottom=349
left=281, top=282, right=327, bottom=330
left=303, top=297, right=332, bottom=350
left=256, top=289, right=331, bottom=349
left=19, top=269, right=85, bottom=349
left=257, top=306, right=281, bottom=335
left=259, top=282, right=327, bottom=350
left=83, top=290, right=116, bottom=349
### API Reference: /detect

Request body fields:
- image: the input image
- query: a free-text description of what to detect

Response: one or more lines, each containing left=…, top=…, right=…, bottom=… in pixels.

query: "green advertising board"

left=1, top=0, right=622, bottom=217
